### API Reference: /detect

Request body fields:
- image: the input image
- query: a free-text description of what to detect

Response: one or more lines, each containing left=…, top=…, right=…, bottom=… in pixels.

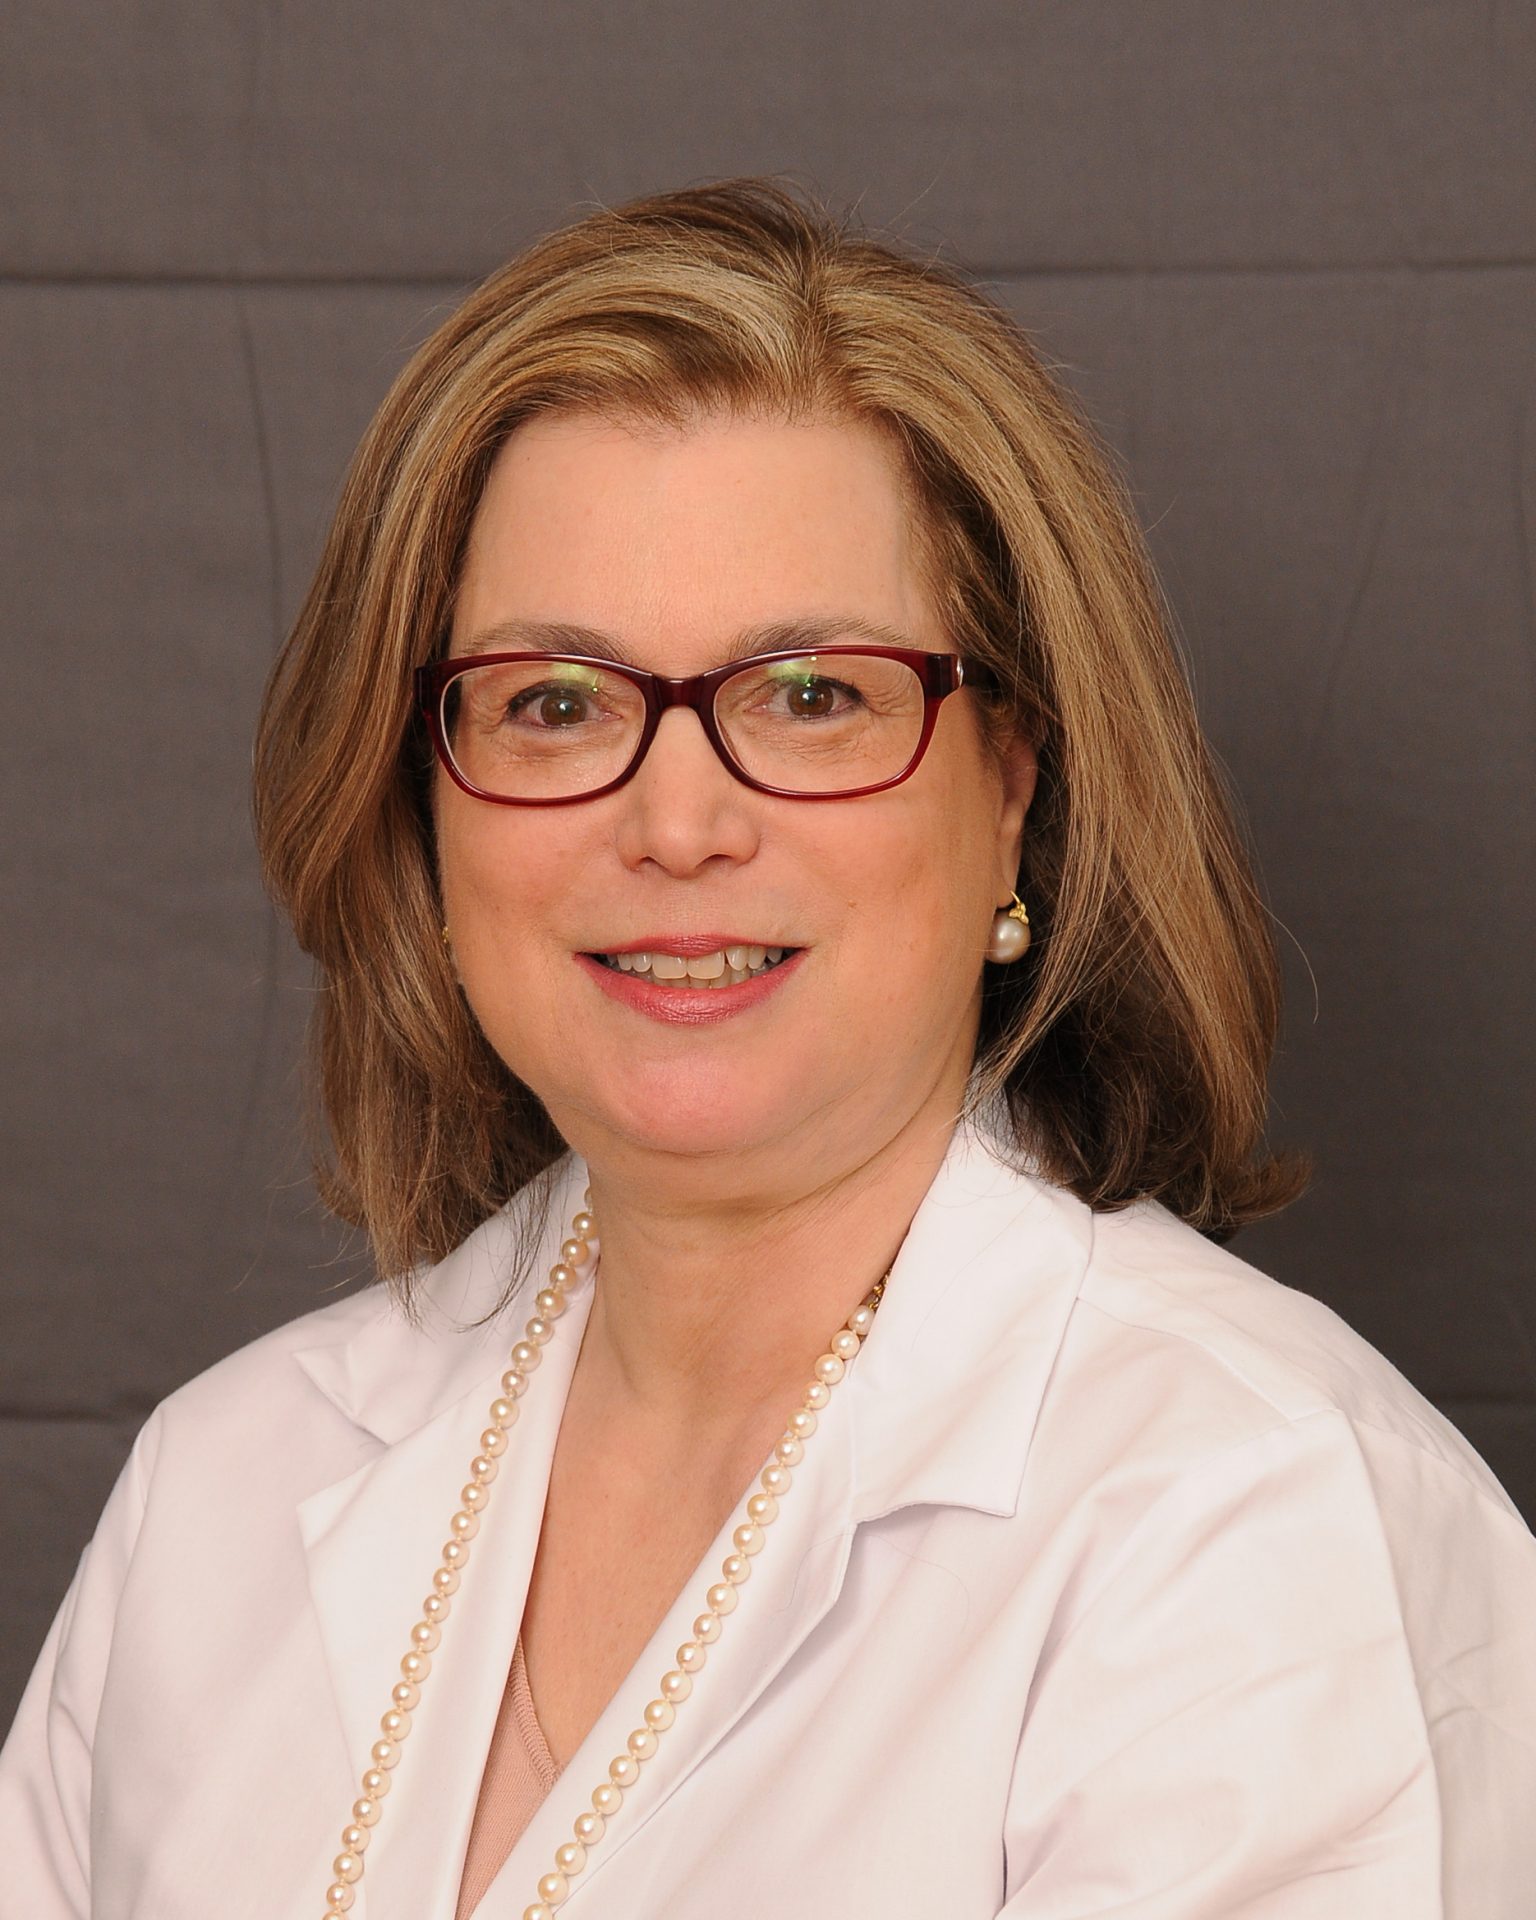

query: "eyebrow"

left=455, top=614, right=928, bottom=665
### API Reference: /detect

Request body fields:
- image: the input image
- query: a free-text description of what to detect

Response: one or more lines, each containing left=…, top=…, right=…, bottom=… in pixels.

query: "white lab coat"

left=3, top=1115, right=1535, bottom=1918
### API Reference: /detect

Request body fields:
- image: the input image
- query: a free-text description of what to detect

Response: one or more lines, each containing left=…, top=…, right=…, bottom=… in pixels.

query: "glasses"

left=415, top=646, right=994, bottom=804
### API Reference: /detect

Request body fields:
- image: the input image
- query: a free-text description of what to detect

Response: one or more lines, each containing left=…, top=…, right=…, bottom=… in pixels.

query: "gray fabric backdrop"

left=4, top=3, right=1534, bottom=1730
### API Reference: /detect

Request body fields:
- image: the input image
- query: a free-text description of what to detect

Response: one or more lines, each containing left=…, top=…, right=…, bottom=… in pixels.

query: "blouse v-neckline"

left=455, top=1632, right=564, bottom=1919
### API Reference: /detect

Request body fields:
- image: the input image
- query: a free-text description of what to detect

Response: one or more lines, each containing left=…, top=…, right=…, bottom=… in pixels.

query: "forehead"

left=451, top=410, right=943, bottom=661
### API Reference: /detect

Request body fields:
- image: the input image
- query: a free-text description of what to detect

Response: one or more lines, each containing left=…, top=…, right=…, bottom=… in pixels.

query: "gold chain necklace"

left=318, top=1190, right=888, bottom=1919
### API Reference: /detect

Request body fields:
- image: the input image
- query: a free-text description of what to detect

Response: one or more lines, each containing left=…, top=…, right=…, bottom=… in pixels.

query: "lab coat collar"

left=291, top=1157, right=572, bottom=1446
left=845, top=1105, right=1094, bottom=1522
left=289, top=1110, right=1094, bottom=1917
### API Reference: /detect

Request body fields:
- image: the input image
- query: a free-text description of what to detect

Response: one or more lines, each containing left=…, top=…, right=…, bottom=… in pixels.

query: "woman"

left=2, top=179, right=1532, bottom=1920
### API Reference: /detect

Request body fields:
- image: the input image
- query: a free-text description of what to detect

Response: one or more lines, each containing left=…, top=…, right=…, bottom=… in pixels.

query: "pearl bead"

left=441, top=1537, right=471, bottom=1568
left=693, top=1610, right=722, bottom=1643
left=470, top=1452, right=499, bottom=1481
left=410, top=1621, right=441, bottom=1651
left=341, top=1824, right=370, bottom=1854
left=360, top=1768, right=391, bottom=1798
left=526, top=1316, right=554, bottom=1346
left=848, top=1303, right=874, bottom=1336
left=774, top=1435, right=805, bottom=1467
left=574, top=1810, right=605, bottom=1843
left=352, top=1796, right=381, bottom=1826
left=986, top=909, right=1030, bottom=962
left=488, top=1398, right=519, bottom=1430
left=523, top=1905, right=555, bottom=1920
left=676, top=1639, right=707, bottom=1672
left=582, top=1186, right=593, bottom=1208
left=449, top=1510, right=479, bottom=1540
left=643, top=1697, right=675, bottom=1731
left=423, top=1591, right=451, bottom=1622
left=537, top=1869, right=570, bottom=1902
left=549, top=1263, right=577, bottom=1290
left=831, top=1329, right=860, bottom=1360
left=391, top=1681, right=420, bottom=1711
left=805, top=1381, right=831, bottom=1410
left=732, top=1523, right=765, bottom=1556
left=721, top=1553, right=752, bottom=1584
left=627, top=1726, right=658, bottom=1761
left=814, top=1353, right=846, bottom=1385
left=706, top=1580, right=738, bottom=1613
left=501, top=1369, right=530, bottom=1397
left=379, top=1708, right=411, bottom=1740
left=555, top=1841, right=587, bottom=1874
left=333, top=1851, right=363, bottom=1882
left=326, top=1881, right=356, bottom=1910
left=370, top=1740, right=400, bottom=1770
left=561, top=1238, right=589, bottom=1267
left=609, top=1754, right=640, bottom=1788
left=659, top=1669, right=693, bottom=1703
left=536, top=1288, right=565, bottom=1317
left=460, top=1482, right=488, bottom=1512
left=510, top=1341, right=541, bottom=1372
left=400, top=1651, right=431, bottom=1681
left=746, top=1492, right=778, bottom=1525
left=432, top=1566, right=460, bottom=1596
left=786, top=1408, right=817, bottom=1438
left=572, top=1211, right=596, bottom=1239
left=591, top=1783, right=621, bottom=1815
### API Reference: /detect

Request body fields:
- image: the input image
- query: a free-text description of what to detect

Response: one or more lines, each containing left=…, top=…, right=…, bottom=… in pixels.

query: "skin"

left=436, top=408, right=1037, bottom=1488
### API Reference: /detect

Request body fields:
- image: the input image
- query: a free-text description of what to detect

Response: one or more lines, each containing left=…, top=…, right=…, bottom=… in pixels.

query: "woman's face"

left=436, top=409, right=1036, bottom=1183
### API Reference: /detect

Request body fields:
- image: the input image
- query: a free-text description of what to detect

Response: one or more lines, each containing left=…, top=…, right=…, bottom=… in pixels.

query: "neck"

left=564, top=1074, right=967, bottom=1451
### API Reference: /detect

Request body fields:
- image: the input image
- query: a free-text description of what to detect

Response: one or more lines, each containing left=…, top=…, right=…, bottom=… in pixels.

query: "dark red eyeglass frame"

left=414, top=645, right=997, bottom=804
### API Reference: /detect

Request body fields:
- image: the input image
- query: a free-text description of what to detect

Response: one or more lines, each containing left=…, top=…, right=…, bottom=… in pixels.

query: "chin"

left=560, top=1055, right=809, bottom=1165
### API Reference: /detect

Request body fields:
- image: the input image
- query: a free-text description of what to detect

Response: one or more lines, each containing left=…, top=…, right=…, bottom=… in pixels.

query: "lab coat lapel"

left=293, top=1154, right=594, bottom=1920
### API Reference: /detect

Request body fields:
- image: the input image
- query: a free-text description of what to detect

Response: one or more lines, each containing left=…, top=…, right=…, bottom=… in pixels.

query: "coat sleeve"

left=0, top=1412, right=160, bottom=1918
left=998, top=1408, right=1536, bottom=1919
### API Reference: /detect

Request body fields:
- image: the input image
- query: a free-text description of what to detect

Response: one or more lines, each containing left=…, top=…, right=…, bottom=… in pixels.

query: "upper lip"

left=585, top=934, right=799, bottom=956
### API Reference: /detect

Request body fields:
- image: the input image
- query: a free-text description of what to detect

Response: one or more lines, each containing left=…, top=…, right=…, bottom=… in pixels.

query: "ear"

left=992, top=728, right=1039, bottom=902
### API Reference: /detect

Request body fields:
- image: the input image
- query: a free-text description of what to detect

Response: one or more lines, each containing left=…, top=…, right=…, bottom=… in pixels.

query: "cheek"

left=902, top=746, right=1004, bottom=911
left=850, top=792, right=997, bottom=990
left=434, top=795, right=572, bottom=998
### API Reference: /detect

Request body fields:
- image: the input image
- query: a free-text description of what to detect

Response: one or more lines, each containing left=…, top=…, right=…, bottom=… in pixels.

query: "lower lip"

left=574, top=949, right=806, bottom=1025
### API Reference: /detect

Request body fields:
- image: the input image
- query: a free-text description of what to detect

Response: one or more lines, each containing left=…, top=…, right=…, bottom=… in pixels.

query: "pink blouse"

left=455, top=1634, right=563, bottom=1919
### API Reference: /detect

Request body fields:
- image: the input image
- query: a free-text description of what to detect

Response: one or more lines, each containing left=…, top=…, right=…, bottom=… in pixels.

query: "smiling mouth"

left=589, top=945, right=797, bottom=988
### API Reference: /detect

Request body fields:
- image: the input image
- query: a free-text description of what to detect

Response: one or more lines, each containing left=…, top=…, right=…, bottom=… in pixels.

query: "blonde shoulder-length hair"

left=254, top=176, right=1308, bottom=1293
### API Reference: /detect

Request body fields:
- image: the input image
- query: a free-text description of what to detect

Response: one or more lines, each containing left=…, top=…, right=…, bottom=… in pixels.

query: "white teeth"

left=598, top=945, right=793, bottom=985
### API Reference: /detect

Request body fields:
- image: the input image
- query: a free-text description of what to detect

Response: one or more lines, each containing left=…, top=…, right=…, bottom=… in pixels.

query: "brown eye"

left=536, top=688, right=589, bottom=727
left=787, top=679, right=837, bottom=716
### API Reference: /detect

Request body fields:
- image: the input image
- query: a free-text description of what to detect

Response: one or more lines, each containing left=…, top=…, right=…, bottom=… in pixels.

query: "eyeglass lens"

left=440, top=654, right=928, bottom=798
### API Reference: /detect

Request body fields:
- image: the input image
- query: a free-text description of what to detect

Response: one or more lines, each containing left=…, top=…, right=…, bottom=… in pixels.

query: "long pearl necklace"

left=319, top=1191, right=888, bottom=1920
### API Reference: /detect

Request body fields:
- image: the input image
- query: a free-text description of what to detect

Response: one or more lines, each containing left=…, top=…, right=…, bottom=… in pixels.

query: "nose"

left=611, top=704, right=761, bottom=876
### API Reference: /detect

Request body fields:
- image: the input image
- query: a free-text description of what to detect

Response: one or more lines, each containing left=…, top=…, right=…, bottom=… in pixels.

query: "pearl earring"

left=986, top=891, right=1031, bottom=963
